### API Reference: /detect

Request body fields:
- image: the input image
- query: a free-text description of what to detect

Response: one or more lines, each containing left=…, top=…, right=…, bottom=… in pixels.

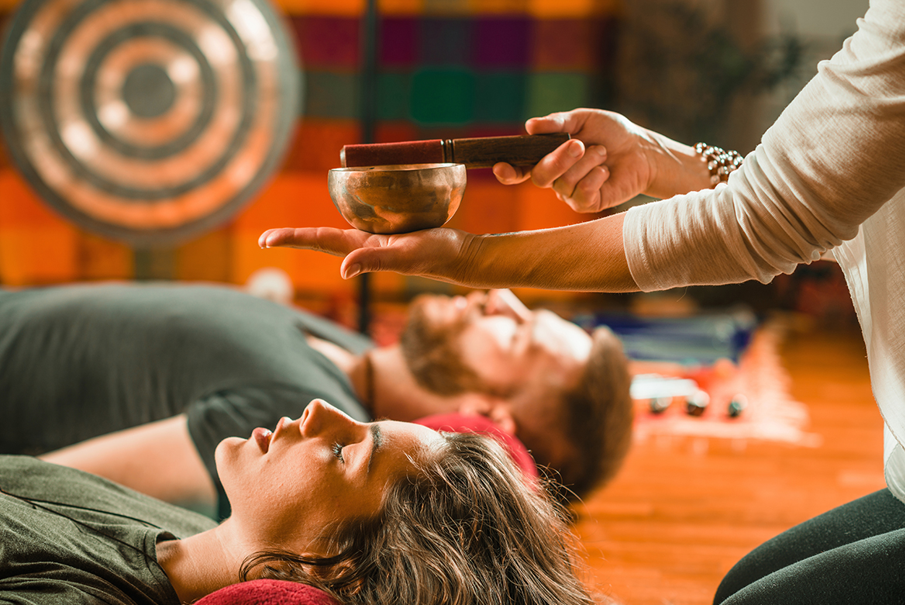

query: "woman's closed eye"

left=332, top=442, right=345, bottom=463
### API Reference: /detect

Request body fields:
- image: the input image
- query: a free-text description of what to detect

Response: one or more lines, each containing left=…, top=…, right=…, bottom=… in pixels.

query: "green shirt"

left=0, top=456, right=216, bottom=604
left=0, top=283, right=372, bottom=512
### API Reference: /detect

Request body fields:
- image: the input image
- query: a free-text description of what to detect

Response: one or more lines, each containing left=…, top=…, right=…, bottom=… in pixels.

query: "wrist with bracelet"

left=694, top=142, right=743, bottom=186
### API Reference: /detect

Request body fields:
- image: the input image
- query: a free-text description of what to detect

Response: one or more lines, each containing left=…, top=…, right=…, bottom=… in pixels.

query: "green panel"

left=473, top=72, right=526, bottom=123
left=525, top=72, right=588, bottom=120
left=376, top=72, right=412, bottom=121
left=303, top=71, right=359, bottom=119
left=411, top=68, right=475, bottom=125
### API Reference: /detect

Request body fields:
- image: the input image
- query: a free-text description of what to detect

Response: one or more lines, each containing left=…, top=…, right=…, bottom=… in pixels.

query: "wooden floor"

left=573, top=321, right=885, bottom=605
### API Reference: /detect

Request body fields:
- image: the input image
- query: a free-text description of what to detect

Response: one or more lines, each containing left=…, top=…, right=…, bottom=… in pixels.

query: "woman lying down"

left=0, top=399, right=598, bottom=605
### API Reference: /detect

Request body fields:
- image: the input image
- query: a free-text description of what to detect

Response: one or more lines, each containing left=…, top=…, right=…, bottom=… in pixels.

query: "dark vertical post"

left=357, top=0, right=378, bottom=336
left=134, top=247, right=175, bottom=280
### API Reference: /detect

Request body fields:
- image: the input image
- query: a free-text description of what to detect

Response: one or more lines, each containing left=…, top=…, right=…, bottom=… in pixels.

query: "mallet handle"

left=340, top=133, right=571, bottom=169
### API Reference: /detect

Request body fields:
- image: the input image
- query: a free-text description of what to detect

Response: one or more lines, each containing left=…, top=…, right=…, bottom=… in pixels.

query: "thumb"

left=525, top=112, right=569, bottom=135
left=527, top=109, right=595, bottom=139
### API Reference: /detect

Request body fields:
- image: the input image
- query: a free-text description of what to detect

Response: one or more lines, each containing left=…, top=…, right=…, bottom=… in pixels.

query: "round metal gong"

left=0, top=0, right=300, bottom=245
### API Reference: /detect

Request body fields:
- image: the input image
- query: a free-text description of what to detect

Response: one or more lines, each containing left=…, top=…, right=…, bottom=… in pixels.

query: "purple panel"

left=473, top=16, right=530, bottom=68
left=290, top=16, right=360, bottom=69
left=380, top=17, right=417, bottom=66
left=532, top=18, right=620, bottom=71
left=420, top=18, right=473, bottom=65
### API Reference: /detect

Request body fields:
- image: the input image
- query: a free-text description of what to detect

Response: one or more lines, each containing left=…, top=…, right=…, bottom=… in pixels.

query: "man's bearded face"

left=399, top=296, right=491, bottom=396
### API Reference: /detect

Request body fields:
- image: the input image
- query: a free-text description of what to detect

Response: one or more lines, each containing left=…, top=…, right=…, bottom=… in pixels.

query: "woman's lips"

left=252, top=427, right=273, bottom=454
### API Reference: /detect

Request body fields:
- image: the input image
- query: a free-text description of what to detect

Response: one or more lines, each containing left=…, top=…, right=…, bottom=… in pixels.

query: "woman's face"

left=216, top=399, right=444, bottom=555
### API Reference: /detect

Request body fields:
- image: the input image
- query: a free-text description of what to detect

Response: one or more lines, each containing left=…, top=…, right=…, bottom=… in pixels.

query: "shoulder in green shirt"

left=0, top=456, right=216, bottom=605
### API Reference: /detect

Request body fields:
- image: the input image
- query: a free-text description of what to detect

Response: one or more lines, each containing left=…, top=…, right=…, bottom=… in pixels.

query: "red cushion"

left=414, top=413, right=539, bottom=482
left=195, top=580, right=340, bottom=605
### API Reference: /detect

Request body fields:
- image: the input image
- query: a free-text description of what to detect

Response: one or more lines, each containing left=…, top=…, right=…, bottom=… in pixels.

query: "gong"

left=0, top=0, right=300, bottom=245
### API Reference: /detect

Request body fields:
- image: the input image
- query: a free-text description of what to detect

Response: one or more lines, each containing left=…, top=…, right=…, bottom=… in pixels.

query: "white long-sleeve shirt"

left=624, top=0, right=905, bottom=501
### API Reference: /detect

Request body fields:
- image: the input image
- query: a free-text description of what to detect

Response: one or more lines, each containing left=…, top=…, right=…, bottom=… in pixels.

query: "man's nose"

left=484, top=289, right=532, bottom=322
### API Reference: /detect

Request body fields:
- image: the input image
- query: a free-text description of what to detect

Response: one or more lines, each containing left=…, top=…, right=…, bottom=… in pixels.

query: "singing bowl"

left=328, top=163, right=466, bottom=234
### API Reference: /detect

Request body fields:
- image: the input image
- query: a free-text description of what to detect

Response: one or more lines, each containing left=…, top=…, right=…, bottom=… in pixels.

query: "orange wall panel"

left=176, top=227, right=232, bottom=282
left=0, top=228, right=78, bottom=285
left=0, top=170, right=79, bottom=284
left=232, top=172, right=346, bottom=232
left=450, top=176, right=520, bottom=234
left=76, top=233, right=133, bottom=281
left=516, top=180, right=603, bottom=231
left=277, top=0, right=365, bottom=16
left=377, top=0, right=423, bottom=15
left=0, top=170, right=69, bottom=225
left=527, top=0, right=619, bottom=18
left=282, top=119, right=359, bottom=173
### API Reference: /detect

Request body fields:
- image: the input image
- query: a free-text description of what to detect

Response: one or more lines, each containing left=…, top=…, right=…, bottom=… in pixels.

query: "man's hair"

left=240, top=432, right=602, bottom=605
left=399, top=300, right=634, bottom=500
left=554, top=326, right=634, bottom=500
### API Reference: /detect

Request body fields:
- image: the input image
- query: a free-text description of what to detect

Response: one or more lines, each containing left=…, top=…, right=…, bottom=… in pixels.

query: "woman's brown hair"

left=240, top=431, right=600, bottom=605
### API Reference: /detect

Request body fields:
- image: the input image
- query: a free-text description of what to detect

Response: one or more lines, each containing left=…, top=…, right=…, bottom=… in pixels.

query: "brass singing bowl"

left=328, top=163, right=466, bottom=234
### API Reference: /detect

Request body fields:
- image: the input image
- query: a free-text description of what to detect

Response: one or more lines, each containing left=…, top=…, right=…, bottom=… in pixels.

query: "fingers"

left=526, top=142, right=613, bottom=213
left=495, top=137, right=588, bottom=191
left=549, top=144, right=606, bottom=194
left=550, top=145, right=614, bottom=212
left=498, top=109, right=594, bottom=186
left=259, top=228, right=315, bottom=249
left=259, top=227, right=419, bottom=280
left=258, top=226, right=400, bottom=280
left=259, top=227, right=374, bottom=257
left=556, top=172, right=605, bottom=214
left=493, top=162, right=531, bottom=185
left=529, top=138, right=585, bottom=188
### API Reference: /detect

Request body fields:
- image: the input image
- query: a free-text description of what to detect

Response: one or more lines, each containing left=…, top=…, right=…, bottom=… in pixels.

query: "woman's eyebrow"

left=366, top=424, right=383, bottom=475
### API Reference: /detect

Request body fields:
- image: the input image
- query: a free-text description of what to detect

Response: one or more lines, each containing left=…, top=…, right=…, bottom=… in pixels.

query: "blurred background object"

left=0, top=0, right=300, bottom=247
left=245, top=266, right=294, bottom=305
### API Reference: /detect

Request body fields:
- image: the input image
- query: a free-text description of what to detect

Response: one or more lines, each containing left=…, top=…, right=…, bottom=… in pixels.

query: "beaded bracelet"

left=695, top=142, right=743, bottom=186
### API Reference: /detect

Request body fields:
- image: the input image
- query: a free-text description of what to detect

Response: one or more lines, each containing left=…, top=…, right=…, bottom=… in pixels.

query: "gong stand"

left=357, top=0, right=378, bottom=335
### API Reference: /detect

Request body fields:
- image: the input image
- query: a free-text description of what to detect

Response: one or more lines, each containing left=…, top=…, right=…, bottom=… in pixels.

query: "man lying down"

left=0, top=283, right=632, bottom=516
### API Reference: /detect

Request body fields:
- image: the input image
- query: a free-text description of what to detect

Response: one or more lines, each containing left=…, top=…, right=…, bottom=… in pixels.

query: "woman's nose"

left=301, top=399, right=365, bottom=441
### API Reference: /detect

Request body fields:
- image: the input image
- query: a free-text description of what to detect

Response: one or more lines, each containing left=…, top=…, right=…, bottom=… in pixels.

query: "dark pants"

left=714, top=489, right=905, bottom=605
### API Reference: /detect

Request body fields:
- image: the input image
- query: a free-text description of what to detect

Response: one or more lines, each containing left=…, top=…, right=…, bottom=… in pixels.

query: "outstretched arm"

left=260, top=213, right=638, bottom=292
left=258, top=109, right=711, bottom=291
left=40, top=414, right=217, bottom=510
